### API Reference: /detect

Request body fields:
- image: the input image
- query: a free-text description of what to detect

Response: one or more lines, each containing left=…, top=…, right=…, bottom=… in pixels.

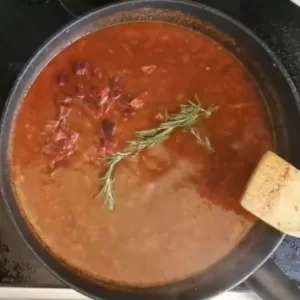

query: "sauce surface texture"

left=11, top=22, right=272, bottom=285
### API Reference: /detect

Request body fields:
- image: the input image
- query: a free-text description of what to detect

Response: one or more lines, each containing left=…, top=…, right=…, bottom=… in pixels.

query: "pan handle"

left=245, top=259, right=300, bottom=300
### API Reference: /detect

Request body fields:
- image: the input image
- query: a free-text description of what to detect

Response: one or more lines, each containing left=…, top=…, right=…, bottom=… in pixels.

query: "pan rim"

left=0, top=1, right=295, bottom=299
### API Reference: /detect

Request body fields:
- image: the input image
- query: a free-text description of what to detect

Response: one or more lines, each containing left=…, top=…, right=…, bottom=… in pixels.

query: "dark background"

left=1, top=0, right=300, bottom=287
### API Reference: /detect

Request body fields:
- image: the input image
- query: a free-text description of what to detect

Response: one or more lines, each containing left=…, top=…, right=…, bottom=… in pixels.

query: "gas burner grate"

left=58, top=0, right=116, bottom=17
left=20, top=0, right=50, bottom=5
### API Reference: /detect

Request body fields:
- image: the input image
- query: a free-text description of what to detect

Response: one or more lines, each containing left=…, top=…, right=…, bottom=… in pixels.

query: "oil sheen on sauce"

left=11, top=22, right=272, bottom=286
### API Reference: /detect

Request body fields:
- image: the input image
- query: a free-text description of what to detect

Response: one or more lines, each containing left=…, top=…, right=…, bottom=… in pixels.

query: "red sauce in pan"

left=11, top=22, right=272, bottom=285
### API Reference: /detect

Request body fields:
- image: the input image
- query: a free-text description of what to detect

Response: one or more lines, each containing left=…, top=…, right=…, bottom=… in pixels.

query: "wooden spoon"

left=241, top=150, right=300, bottom=238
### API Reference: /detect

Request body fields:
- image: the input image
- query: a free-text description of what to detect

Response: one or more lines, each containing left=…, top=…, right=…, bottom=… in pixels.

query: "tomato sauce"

left=11, top=22, right=272, bottom=285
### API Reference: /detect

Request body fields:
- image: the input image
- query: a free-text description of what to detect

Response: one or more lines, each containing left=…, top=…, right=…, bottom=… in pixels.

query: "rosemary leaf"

left=190, top=128, right=214, bottom=152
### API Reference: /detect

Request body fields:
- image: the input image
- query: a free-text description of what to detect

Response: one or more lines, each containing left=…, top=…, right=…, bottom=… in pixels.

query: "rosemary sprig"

left=99, top=100, right=218, bottom=211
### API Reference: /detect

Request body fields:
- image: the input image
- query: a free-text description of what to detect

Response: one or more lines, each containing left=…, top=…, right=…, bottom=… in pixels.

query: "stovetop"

left=1, top=0, right=300, bottom=289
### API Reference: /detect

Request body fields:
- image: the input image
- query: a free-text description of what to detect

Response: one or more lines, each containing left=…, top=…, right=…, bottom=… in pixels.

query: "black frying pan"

left=0, top=1, right=300, bottom=299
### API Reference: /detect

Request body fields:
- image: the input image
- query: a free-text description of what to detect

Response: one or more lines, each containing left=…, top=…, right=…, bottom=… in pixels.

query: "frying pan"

left=0, top=1, right=300, bottom=299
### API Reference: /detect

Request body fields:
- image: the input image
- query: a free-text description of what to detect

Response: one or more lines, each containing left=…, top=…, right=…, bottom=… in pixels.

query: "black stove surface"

left=1, top=0, right=300, bottom=288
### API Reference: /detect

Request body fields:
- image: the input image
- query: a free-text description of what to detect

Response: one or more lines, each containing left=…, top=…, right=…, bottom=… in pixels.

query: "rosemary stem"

left=99, top=99, right=218, bottom=211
